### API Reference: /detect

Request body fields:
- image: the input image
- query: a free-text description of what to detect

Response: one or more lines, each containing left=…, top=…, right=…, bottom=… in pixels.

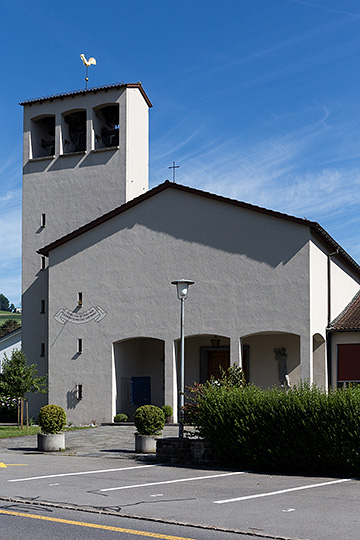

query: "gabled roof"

left=19, top=82, right=152, bottom=108
left=0, top=326, right=22, bottom=344
left=38, top=181, right=360, bottom=278
left=330, top=291, right=360, bottom=332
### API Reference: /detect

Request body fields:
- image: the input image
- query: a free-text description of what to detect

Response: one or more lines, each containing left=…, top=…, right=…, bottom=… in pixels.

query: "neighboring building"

left=0, top=328, right=22, bottom=372
left=21, top=82, right=360, bottom=424
left=329, top=291, right=360, bottom=388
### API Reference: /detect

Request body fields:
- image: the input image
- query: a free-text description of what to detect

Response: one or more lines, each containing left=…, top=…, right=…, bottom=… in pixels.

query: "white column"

left=164, top=338, right=177, bottom=419
left=230, top=336, right=241, bottom=367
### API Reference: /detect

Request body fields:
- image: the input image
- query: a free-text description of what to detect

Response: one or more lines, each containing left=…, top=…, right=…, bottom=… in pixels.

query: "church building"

left=21, top=83, right=360, bottom=424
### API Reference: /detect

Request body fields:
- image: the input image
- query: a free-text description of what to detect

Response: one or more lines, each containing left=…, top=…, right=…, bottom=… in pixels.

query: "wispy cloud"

left=290, top=0, right=360, bottom=19
left=0, top=155, right=22, bottom=306
left=150, top=103, right=360, bottom=262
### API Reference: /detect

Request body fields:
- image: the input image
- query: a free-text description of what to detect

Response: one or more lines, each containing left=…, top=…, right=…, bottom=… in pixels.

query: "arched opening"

left=176, top=334, right=230, bottom=387
left=62, top=109, right=86, bottom=154
left=30, top=114, right=55, bottom=158
left=313, top=333, right=326, bottom=388
left=93, top=103, right=119, bottom=149
left=113, top=337, right=164, bottom=419
left=242, top=332, right=301, bottom=388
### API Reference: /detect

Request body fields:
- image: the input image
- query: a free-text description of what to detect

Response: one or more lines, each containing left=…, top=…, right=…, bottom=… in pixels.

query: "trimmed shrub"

left=134, top=405, right=165, bottom=435
left=38, top=404, right=66, bottom=434
left=114, top=413, right=130, bottom=423
left=191, top=381, right=360, bottom=476
left=162, top=405, right=173, bottom=418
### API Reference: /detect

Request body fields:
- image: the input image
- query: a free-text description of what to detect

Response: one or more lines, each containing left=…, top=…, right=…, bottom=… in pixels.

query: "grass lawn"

left=0, top=311, right=21, bottom=324
left=0, top=425, right=97, bottom=439
left=0, top=425, right=40, bottom=438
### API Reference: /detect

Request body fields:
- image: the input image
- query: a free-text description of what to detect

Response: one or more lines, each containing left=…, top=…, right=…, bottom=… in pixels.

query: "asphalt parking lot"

left=0, top=425, right=359, bottom=540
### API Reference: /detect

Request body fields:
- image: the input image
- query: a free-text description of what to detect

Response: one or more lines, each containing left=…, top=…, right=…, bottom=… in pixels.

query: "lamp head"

left=171, top=279, right=194, bottom=300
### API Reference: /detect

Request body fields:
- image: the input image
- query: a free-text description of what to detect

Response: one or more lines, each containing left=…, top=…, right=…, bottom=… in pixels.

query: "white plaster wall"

left=309, top=237, right=360, bottom=386
left=309, top=238, right=360, bottom=338
left=331, top=261, right=360, bottom=321
left=309, top=241, right=328, bottom=338
left=126, top=88, right=149, bottom=201
left=46, top=189, right=313, bottom=423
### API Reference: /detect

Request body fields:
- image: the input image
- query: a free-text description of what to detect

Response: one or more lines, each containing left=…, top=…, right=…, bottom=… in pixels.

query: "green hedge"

left=193, top=382, right=360, bottom=476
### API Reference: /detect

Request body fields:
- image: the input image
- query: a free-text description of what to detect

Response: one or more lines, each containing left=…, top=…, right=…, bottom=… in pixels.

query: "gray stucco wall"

left=46, top=189, right=314, bottom=423
left=21, top=86, right=150, bottom=417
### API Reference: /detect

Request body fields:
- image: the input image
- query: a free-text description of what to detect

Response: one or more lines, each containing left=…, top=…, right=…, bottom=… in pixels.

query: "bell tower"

left=21, top=83, right=152, bottom=413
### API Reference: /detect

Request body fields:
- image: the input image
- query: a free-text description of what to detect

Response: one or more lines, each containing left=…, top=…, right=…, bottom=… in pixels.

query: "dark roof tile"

left=20, top=82, right=152, bottom=108
left=331, top=290, right=360, bottom=331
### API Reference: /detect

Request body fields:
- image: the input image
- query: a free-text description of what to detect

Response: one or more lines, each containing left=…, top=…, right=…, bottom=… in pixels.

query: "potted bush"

left=37, top=404, right=66, bottom=451
left=162, top=405, right=173, bottom=423
left=134, top=405, right=165, bottom=453
left=113, top=412, right=130, bottom=423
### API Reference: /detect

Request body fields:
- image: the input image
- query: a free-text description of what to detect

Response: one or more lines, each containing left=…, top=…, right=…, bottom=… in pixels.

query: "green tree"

left=0, top=319, right=20, bottom=338
left=0, top=294, right=10, bottom=312
left=0, top=348, right=47, bottom=399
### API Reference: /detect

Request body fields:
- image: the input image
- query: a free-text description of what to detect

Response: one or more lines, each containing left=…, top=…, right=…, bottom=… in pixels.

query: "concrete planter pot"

left=135, top=433, right=162, bottom=453
left=37, top=432, right=65, bottom=452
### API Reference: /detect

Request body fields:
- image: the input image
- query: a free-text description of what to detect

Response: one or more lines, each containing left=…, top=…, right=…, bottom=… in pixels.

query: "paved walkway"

left=0, top=424, right=180, bottom=458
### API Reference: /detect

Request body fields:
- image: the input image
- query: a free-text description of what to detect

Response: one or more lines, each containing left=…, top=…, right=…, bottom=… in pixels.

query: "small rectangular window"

left=40, top=300, right=45, bottom=314
left=78, top=292, right=83, bottom=306
left=40, top=343, right=45, bottom=357
left=76, top=384, right=83, bottom=400
left=41, top=256, right=46, bottom=270
left=77, top=338, right=83, bottom=354
left=41, top=214, right=46, bottom=228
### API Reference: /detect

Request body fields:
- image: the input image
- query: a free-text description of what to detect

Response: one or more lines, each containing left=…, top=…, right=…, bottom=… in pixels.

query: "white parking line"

left=8, top=464, right=156, bottom=483
left=100, top=471, right=245, bottom=492
left=214, top=478, right=352, bottom=504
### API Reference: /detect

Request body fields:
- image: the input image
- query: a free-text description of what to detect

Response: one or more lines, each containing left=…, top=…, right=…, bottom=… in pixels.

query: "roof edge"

left=37, top=181, right=360, bottom=279
left=20, top=82, right=153, bottom=108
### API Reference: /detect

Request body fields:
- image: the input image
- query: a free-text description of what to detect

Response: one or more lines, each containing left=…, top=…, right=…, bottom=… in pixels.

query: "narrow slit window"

left=40, top=343, right=45, bottom=357
left=41, top=256, right=46, bottom=270
left=40, top=300, right=45, bottom=314
left=78, top=292, right=83, bottom=306
left=77, top=338, right=83, bottom=354
left=77, top=384, right=83, bottom=400
left=41, top=214, right=46, bottom=228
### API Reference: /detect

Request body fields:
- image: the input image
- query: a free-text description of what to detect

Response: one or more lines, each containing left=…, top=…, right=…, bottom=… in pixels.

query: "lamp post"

left=172, top=279, right=194, bottom=438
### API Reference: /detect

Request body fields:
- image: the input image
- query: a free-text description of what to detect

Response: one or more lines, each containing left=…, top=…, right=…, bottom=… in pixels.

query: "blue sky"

left=1, top=0, right=360, bottom=307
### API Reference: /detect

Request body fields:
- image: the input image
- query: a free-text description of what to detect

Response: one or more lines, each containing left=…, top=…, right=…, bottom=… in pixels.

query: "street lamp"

left=172, top=279, right=194, bottom=438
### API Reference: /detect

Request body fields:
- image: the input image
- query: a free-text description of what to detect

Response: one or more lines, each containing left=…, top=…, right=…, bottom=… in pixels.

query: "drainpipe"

left=326, top=248, right=339, bottom=388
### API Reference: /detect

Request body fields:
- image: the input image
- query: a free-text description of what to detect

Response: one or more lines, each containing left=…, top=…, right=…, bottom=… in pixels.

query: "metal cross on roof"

left=169, top=161, right=180, bottom=182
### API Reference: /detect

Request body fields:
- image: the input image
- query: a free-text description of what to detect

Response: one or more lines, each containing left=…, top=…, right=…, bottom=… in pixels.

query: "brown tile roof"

left=37, top=180, right=360, bottom=279
left=19, top=82, right=152, bottom=108
left=330, top=290, right=360, bottom=331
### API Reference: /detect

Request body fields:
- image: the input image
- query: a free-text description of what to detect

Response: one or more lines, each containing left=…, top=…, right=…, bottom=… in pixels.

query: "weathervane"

left=169, top=161, right=180, bottom=182
left=80, top=54, right=97, bottom=90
